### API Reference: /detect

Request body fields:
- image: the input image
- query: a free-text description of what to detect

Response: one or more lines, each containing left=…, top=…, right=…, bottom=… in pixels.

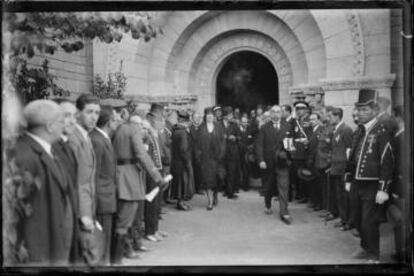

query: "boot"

left=111, top=233, right=124, bottom=265
left=123, top=234, right=140, bottom=259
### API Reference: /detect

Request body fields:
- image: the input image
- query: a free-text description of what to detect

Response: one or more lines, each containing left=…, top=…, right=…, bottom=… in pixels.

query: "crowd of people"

left=9, top=87, right=410, bottom=266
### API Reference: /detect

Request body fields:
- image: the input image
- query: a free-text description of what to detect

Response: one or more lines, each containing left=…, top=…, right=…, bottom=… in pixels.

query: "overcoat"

left=15, top=134, right=74, bottom=265
left=196, top=122, right=226, bottom=189
left=170, top=124, right=195, bottom=199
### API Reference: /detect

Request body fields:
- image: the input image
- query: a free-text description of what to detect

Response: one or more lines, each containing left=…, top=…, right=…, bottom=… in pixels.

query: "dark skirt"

left=171, top=164, right=195, bottom=200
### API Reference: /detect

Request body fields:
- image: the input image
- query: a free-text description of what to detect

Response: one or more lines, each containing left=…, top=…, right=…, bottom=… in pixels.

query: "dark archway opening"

left=216, top=51, right=278, bottom=113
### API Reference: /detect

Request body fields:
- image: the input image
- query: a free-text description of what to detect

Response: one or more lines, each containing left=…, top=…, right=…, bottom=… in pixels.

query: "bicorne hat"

left=355, top=89, right=378, bottom=107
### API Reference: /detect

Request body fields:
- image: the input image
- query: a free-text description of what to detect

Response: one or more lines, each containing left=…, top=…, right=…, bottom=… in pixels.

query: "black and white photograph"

left=1, top=1, right=413, bottom=273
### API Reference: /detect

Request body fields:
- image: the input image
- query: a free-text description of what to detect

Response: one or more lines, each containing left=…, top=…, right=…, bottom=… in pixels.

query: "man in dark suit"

left=90, top=105, right=118, bottom=265
left=221, top=106, right=242, bottom=199
left=345, top=89, right=394, bottom=263
left=52, top=99, right=81, bottom=264
left=306, top=112, right=325, bottom=211
left=376, top=96, right=398, bottom=137
left=15, top=100, right=75, bottom=265
left=256, top=105, right=292, bottom=224
left=281, top=104, right=295, bottom=201
left=386, top=105, right=408, bottom=262
left=239, top=115, right=251, bottom=191
left=328, top=107, right=353, bottom=230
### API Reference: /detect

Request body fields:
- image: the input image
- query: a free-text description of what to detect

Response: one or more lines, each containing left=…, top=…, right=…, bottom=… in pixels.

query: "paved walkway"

left=124, top=189, right=395, bottom=266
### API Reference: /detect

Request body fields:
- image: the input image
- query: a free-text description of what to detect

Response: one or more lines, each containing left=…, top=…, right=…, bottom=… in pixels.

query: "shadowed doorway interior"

left=216, top=51, right=279, bottom=113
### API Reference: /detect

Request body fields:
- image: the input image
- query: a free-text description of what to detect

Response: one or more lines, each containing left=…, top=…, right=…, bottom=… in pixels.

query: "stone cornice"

left=289, top=84, right=324, bottom=95
left=124, top=94, right=198, bottom=104
left=319, top=74, right=396, bottom=91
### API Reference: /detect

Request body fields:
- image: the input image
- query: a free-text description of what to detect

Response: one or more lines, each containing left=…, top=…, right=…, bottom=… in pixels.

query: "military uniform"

left=289, top=114, right=312, bottom=201
left=345, top=118, right=394, bottom=258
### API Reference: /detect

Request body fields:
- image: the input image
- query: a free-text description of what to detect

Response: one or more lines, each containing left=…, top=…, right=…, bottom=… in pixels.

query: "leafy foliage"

left=4, top=12, right=161, bottom=58
left=10, top=58, right=71, bottom=104
left=92, top=71, right=127, bottom=100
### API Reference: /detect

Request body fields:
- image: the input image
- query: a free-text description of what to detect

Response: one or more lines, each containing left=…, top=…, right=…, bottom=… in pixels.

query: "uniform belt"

left=117, top=158, right=139, bottom=165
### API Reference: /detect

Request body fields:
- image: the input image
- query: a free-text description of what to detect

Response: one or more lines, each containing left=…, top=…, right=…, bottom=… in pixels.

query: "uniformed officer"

left=289, top=101, right=312, bottom=203
left=344, top=89, right=394, bottom=263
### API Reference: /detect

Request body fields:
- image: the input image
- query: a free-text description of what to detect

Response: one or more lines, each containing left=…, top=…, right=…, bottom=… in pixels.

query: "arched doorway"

left=215, top=51, right=278, bottom=112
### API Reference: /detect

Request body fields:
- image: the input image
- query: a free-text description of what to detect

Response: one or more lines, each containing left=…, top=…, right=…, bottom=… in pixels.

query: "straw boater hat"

left=293, top=101, right=309, bottom=110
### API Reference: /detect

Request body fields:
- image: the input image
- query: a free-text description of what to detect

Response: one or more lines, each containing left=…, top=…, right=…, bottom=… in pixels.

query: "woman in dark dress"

left=196, top=107, right=226, bottom=210
left=170, top=110, right=194, bottom=211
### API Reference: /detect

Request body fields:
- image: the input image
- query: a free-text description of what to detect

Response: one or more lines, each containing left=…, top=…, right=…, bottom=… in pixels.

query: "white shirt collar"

left=96, top=127, right=110, bottom=141
left=313, top=124, right=320, bottom=132
left=334, top=121, right=344, bottom=132
left=286, top=115, right=292, bottom=121
left=377, top=111, right=386, bottom=118
left=26, top=132, right=53, bottom=157
left=395, top=128, right=404, bottom=137
left=61, top=134, right=69, bottom=142
left=75, top=124, right=90, bottom=140
left=363, top=118, right=377, bottom=132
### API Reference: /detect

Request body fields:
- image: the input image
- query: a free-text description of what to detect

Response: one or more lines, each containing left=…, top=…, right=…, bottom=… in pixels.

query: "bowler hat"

left=148, top=103, right=165, bottom=119
left=294, top=101, right=309, bottom=109
left=355, top=89, right=378, bottom=107
left=204, top=107, right=214, bottom=115
left=297, top=168, right=316, bottom=181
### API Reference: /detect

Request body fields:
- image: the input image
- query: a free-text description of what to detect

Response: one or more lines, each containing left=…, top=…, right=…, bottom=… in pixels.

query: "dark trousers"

left=262, top=167, right=289, bottom=215
left=327, top=174, right=339, bottom=217
left=351, top=181, right=384, bottom=257
left=96, top=213, right=113, bottom=265
left=225, top=154, right=241, bottom=196
left=332, top=174, right=350, bottom=223
left=311, top=169, right=325, bottom=208
left=193, top=159, right=202, bottom=192
left=291, top=159, right=306, bottom=199
left=132, top=200, right=145, bottom=248
left=145, top=194, right=160, bottom=236
left=387, top=199, right=407, bottom=258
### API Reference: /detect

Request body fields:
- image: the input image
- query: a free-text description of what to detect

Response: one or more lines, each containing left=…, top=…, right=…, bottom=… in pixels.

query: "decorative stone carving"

left=125, top=94, right=198, bottom=104
left=345, top=11, right=365, bottom=77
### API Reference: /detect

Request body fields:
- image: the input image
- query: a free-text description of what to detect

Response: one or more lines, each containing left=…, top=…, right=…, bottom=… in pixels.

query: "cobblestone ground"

left=123, top=189, right=395, bottom=266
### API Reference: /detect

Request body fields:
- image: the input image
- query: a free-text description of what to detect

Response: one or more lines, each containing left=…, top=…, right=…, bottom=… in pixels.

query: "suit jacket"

left=345, top=119, right=394, bottom=192
left=113, top=123, right=163, bottom=200
left=159, top=125, right=172, bottom=169
left=306, top=125, right=325, bottom=168
left=221, top=120, right=241, bottom=160
left=52, top=138, right=80, bottom=263
left=256, top=120, right=289, bottom=171
left=15, top=134, right=74, bottom=265
left=330, top=122, right=353, bottom=175
left=68, top=126, right=96, bottom=220
left=90, top=129, right=117, bottom=215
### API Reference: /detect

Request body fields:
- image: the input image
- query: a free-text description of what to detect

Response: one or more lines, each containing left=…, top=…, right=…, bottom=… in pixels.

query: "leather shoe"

left=319, top=212, right=330, bottom=218
left=352, top=229, right=360, bottom=237
left=298, top=198, right=308, bottom=204
left=124, top=251, right=140, bottom=259
left=340, top=224, right=353, bottom=231
left=228, top=194, right=238, bottom=199
left=145, top=235, right=159, bottom=242
left=206, top=204, right=213, bottom=211
left=164, top=199, right=176, bottom=204
left=324, top=214, right=337, bottom=221
left=351, top=248, right=370, bottom=259
left=334, top=221, right=345, bottom=227
left=136, top=245, right=150, bottom=252
left=280, top=215, right=291, bottom=225
left=264, top=209, right=272, bottom=215
left=313, top=206, right=322, bottom=211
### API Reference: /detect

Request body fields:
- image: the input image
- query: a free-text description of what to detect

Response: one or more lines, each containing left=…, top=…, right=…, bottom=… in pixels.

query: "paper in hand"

left=145, top=186, right=160, bottom=202
left=164, top=174, right=173, bottom=182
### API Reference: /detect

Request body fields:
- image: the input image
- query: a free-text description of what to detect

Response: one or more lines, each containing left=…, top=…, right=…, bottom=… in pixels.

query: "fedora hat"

left=147, top=103, right=165, bottom=119
left=222, top=106, right=233, bottom=116
left=177, top=110, right=190, bottom=120
left=297, top=167, right=316, bottom=181
left=355, top=89, right=378, bottom=107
